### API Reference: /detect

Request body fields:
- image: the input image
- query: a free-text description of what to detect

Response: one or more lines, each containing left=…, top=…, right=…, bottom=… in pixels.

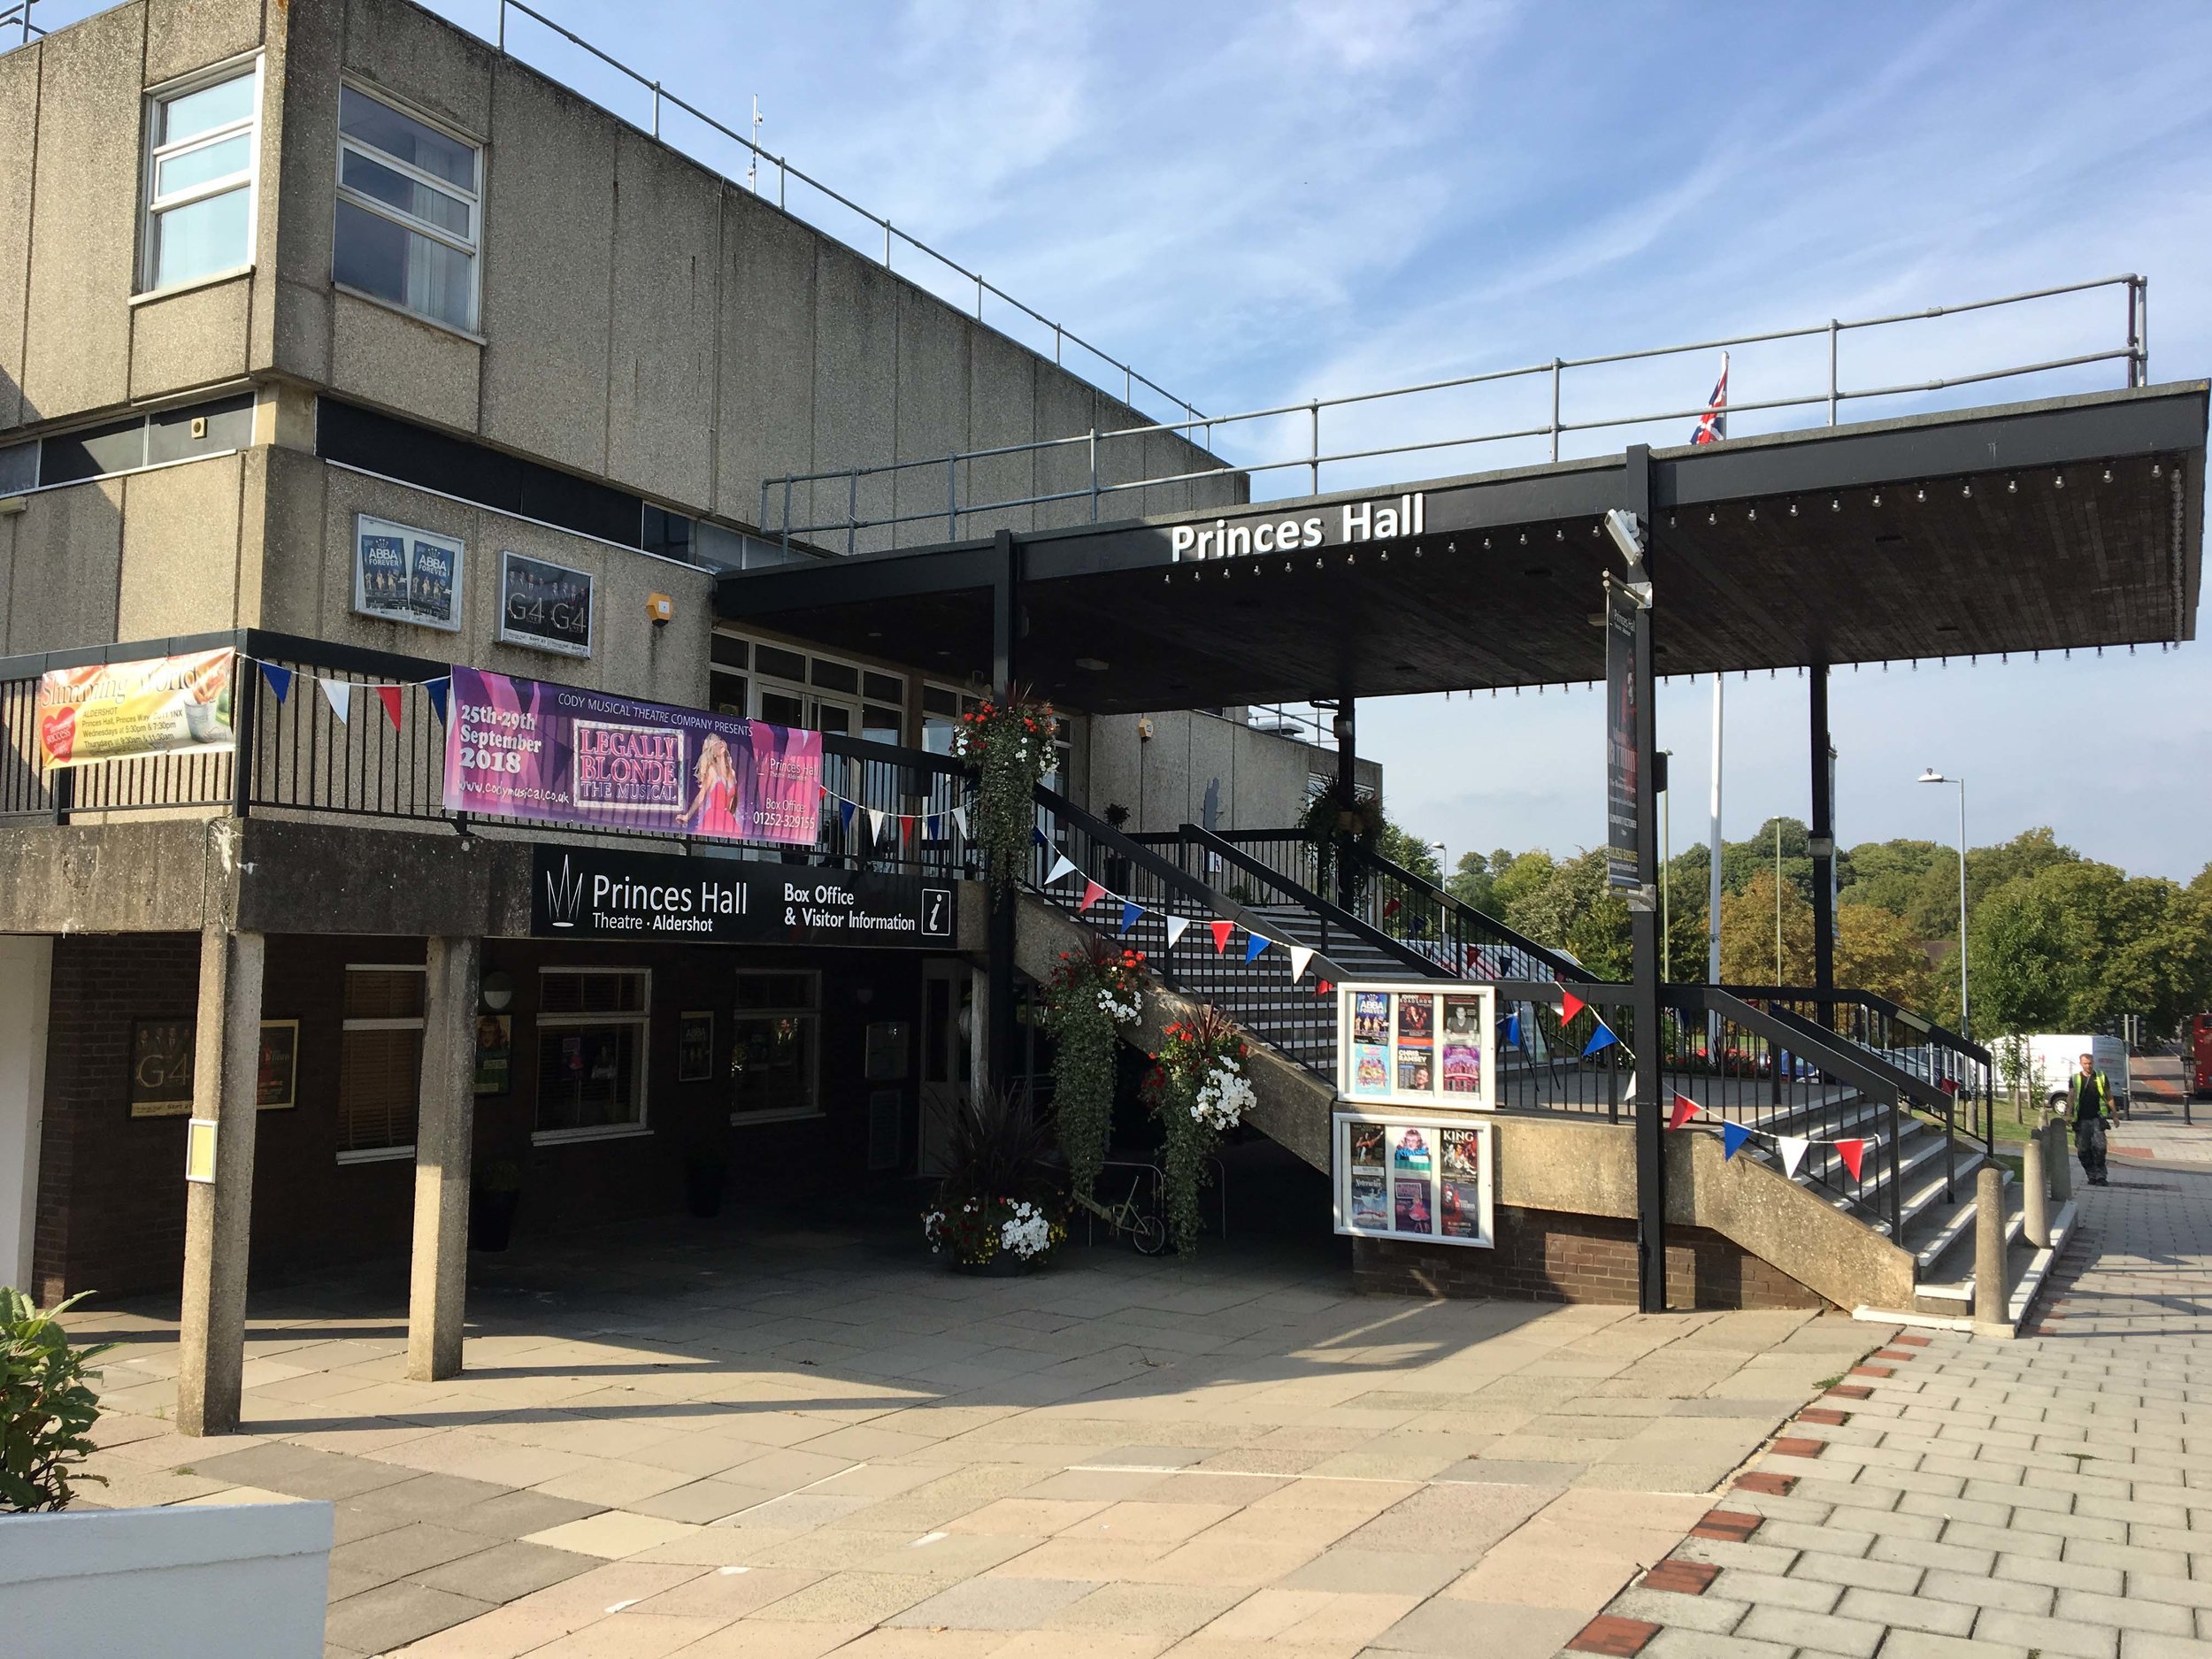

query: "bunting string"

left=1668, top=1094, right=1878, bottom=1180
left=1034, top=852, right=1329, bottom=990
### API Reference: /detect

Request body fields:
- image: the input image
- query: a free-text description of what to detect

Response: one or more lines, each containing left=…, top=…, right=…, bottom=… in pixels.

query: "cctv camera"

left=1603, top=508, right=1645, bottom=560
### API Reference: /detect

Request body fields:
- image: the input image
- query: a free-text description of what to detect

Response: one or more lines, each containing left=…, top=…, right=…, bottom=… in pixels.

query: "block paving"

left=1560, top=1106, right=2212, bottom=1658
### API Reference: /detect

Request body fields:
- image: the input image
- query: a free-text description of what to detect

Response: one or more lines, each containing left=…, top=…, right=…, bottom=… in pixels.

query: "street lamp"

left=1918, top=769, right=1969, bottom=1041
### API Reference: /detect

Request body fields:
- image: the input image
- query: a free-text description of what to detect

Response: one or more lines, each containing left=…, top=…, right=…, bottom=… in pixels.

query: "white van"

left=2020, top=1033, right=2131, bottom=1118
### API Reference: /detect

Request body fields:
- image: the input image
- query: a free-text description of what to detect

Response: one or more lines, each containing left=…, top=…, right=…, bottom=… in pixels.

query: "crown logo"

left=544, top=854, right=585, bottom=926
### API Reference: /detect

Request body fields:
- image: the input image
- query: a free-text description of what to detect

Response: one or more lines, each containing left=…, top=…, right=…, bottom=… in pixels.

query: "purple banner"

left=442, top=667, right=822, bottom=845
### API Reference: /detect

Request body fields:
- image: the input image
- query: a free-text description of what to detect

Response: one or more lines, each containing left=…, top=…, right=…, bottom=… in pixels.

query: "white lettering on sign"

left=1168, top=494, right=1421, bottom=563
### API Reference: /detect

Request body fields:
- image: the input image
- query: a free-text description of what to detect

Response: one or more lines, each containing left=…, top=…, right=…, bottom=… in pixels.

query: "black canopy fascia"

left=717, top=383, right=2206, bottom=714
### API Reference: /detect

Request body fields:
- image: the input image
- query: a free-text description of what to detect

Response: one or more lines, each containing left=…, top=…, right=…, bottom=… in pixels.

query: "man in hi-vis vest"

left=2071, top=1052, right=2114, bottom=1187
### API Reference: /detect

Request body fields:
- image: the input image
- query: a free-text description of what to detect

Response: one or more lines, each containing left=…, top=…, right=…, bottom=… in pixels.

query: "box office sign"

left=445, top=666, right=822, bottom=845
left=37, top=648, right=234, bottom=770
left=499, top=550, right=594, bottom=657
left=532, top=843, right=956, bottom=947
left=354, top=513, right=463, bottom=632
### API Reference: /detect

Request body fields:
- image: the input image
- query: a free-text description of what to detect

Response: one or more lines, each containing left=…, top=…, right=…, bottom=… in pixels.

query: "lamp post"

left=1918, top=769, right=1969, bottom=1041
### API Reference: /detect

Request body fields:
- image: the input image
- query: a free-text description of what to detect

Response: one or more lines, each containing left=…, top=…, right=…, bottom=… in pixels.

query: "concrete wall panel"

left=479, top=63, right=613, bottom=477
left=964, top=330, right=1035, bottom=538
left=713, top=193, right=815, bottom=531
left=810, top=243, right=898, bottom=554
left=892, top=287, right=970, bottom=544
left=342, top=0, right=494, bottom=140
left=127, top=274, right=251, bottom=399
left=3, top=478, right=125, bottom=654
left=0, top=45, right=37, bottom=432
left=255, top=442, right=326, bottom=634
left=116, top=450, right=244, bottom=638
left=1033, top=376, right=1096, bottom=533
left=269, top=0, right=342, bottom=376
left=328, top=290, right=480, bottom=433
left=20, top=3, right=145, bottom=426
left=143, top=0, right=262, bottom=85
left=605, top=128, right=718, bottom=509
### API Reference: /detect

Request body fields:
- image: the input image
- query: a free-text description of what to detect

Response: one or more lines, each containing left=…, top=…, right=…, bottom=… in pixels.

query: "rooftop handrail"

left=764, top=273, right=2149, bottom=545
left=484, top=0, right=1200, bottom=430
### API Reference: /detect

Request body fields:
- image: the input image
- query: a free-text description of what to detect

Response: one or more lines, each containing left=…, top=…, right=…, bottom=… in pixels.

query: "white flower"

left=1000, top=1200, right=1053, bottom=1259
left=1193, top=1061, right=1255, bottom=1132
left=1096, top=987, right=1142, bottom=1025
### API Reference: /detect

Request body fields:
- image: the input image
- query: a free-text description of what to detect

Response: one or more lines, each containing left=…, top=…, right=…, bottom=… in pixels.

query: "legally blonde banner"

left=442, top=666, right=822, bottom=846
left=37, top=648, right=236, bottom=770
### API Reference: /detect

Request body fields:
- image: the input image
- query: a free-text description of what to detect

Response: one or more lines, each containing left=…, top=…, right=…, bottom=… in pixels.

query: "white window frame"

left=333, top=79, right=483, bottom=334
left=728, top=969, right=823, bottom=1126
left=534, top=966, right=652, bottom=1145
left=140, top=55, right=264, bottom=296
left=336, top=963, right=425, bottom=1164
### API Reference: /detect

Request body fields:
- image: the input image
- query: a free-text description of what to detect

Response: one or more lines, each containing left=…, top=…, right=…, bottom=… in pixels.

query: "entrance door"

left=918, top=957, right=975, bottom=1178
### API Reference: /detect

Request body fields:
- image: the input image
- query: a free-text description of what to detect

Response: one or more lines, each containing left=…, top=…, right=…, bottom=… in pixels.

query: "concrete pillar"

left=2022, top=1133, right=2049, bottom=1248
left=0, top=936, right=53, bottom=1294
left=176, top=927, right=265, bottom=1437
left=2047, top=1114, right=2072, bottom=1202
left=407, top=936, right=481, bottom=1383
left=1973, top=1164, right=2010, bottom=1336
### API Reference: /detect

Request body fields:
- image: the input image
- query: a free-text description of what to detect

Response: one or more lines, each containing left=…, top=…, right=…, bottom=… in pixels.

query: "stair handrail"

left=1177, top=824, right=1451, bottom=981
left=1031, top=787, right=1357, bottom=989
left=1708, top=990, right=1951, bottom=1118
left=1352, top=846, right=1593, bottom=984
left=1714, top=983, right=1990, bottom=1067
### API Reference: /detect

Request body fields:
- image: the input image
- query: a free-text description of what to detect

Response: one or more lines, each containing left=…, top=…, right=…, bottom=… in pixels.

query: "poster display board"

left=1333, top=1110, right=1494, bottom=1248
left=1336, top=982, right=1494, bottom=1110
left=499, top=550, right=595, bottom=657
left=36, top=648, right=234, bottom=771
left=444, top=666, right=823, bottom=845
left=354, top=513, right=463, bottom=631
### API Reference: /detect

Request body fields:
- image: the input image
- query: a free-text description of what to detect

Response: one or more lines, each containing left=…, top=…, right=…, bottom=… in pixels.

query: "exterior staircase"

left=1020, top=788, right=2034, bottom=1323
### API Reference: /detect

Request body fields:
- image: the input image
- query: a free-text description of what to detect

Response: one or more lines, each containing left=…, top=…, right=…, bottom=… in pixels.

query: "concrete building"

left=0, top=0, right=1365, bottom=1433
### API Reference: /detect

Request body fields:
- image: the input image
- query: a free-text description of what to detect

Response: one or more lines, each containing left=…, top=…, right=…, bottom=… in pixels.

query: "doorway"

left=918, top=957, right=976, bottom=1178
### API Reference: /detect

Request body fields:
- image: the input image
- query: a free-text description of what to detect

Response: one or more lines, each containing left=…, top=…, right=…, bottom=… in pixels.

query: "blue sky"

left=35, top=0, right=2210, bottom=876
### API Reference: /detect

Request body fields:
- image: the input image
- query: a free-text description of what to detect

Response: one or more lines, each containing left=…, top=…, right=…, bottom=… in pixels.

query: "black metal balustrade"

left=0, top=629, right=972, bottom=877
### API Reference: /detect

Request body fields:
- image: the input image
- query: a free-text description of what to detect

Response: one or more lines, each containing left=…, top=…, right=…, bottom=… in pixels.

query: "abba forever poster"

left=443, top=666, right=823, bottom=846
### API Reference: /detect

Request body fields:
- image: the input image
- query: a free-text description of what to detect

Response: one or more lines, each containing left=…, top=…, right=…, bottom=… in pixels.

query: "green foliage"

left=1142, top=1007, right=1248, bottom=1258
left=1041, top=941, right=1145, bottom=1207
left=1966, top=859, right=2212, bottom=1036
left=956, top=691, right=1058, bottom=891
left=1376, top=820, right=1443, bottom=885
left=2, top=1287, right=112, bottom=1513
left=928, top=1086, right=1058, bottom=1213
left=1498, top=849, right=1632, bottom=980
left=1446, top=849, right=1503, bottom=916
left=1299, top=780, right=1384, bottom=906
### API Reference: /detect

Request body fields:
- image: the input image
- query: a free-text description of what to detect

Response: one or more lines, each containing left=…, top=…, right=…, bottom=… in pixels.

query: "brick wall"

left=1351, top=1204, right=1824, bottom=1310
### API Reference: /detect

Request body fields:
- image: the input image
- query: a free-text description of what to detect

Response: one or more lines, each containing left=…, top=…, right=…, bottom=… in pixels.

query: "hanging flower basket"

left=1298, top=779, right=1385, bottom=908
left=1041, top=939, right=1146, bottom=1207
left=1142, top=1006, right=1252, bottom=1258
left=953, top=688, right=1058, bottom=890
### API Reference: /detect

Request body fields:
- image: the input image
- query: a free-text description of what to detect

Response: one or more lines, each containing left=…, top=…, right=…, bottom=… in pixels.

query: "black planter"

left=952, top=1250, right=1043, bottom=1277
left=468, top=1187, right=519, bottom=1252
left=684, top=1160, right=727, bottom=1218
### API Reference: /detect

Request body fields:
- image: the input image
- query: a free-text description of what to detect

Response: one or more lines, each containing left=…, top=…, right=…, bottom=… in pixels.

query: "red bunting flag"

left=1668, top=1094, right=1701, bottom=1132
left=374, top=684, right=403, bottom=730
left=1559, top=987, right=1586, bottom=1023
left=1079, top=880, right=1106, bottom=913
left=1834, top=1139, right=1867, bottom=1180
left=1317, top=979, right=1334, bottom=997
left=1209, top=919, right=1234, bottom=954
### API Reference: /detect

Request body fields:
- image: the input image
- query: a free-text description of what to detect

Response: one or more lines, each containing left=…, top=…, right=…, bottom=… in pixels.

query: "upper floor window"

left=142, top=62, right=261, bottom=292
left=334, top=85, right=480, bottom=334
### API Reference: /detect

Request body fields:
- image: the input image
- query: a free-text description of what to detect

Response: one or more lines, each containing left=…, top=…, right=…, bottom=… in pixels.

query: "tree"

left=1838, top=838, right=1944, bottom=917
left=1834, top=904, right=1935, bottom=1010
left=1448, top=849, right=1499, bottom=917
left=1499, top=849, right=1631, bottom=979
left=1717, top=869, right=1814, bottom=986
left=1492, top=849, right=1559, bottom=926
left=1376, top=819, right=1441, bottom=886
left=1717, top=816, right=1815, bottom=904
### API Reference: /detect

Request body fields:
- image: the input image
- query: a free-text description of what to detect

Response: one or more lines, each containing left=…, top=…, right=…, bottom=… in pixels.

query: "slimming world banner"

left=443, top=667, right=823, bottom=846
left=37, top=648, right=235, bottom=770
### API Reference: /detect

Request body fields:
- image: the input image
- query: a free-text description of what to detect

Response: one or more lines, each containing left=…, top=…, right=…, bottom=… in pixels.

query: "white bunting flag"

left=1777, top=1135, right=1810, bottom=1179
left=319, top=679, right=353, bottom=723
left=1288, top=945, right=1314, bottom=983
left=866, top=808, right=887, bottom=844
left=951, top=805, right=969, bottom=839
left=1164, top=916, right=1190, bottom=951
left=1046, top=854, right=1079, bottom=887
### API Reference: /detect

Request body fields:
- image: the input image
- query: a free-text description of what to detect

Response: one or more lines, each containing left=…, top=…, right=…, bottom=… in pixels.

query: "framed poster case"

left=1333, top=1110, right=1494, bottom=1249
left=498, top=550, right=595, bottom=657
left=1335, top=982, right=1494, bottom=1110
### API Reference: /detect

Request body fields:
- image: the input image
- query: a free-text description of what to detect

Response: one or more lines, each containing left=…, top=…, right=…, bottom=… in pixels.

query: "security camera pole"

left=1606, top=450, right=1667, bottom=1312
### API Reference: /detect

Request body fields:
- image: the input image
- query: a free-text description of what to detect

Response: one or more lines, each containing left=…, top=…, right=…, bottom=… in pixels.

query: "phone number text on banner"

left=442, top=666, right=823, bottom=846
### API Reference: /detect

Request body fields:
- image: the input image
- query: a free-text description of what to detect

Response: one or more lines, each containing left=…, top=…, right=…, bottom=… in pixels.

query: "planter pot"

left=0, top=1502, right=334, bottom=1659
left=683, top=1163, right=727, bottom=1218
left=469, top=1187, right=520, bottom=1252
left=1103, top=854, right=1133, bottom=894
left=952, top=1252, right=1047, bottom=1277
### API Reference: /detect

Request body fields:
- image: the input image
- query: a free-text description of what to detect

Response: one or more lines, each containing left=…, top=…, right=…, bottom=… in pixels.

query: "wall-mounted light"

left=481, top=970, right=514, bottom=1012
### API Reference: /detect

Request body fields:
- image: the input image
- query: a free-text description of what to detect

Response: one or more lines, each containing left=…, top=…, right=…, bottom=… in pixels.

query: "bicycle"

left=1072, top=1166, right=1170, bottom=1256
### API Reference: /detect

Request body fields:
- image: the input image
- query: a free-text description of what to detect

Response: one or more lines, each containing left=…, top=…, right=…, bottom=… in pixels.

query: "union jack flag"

left=1691, top=350, right=1729, bottom=445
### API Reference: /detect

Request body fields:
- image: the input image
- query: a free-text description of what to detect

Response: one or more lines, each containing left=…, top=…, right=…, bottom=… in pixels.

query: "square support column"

left=408, top=935, right=481, bottom=1382
left=1621, top=446, right=1668, bottom=1314
left=1809, top=663, right=1836, bottom=1007
left=986, top=528, right=1021, bottom=1097
left=176, top=926, right=265, bottom=1437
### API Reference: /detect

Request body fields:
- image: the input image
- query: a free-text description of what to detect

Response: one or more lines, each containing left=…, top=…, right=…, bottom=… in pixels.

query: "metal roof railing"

left=763, top=273, right=2150, bottom=552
